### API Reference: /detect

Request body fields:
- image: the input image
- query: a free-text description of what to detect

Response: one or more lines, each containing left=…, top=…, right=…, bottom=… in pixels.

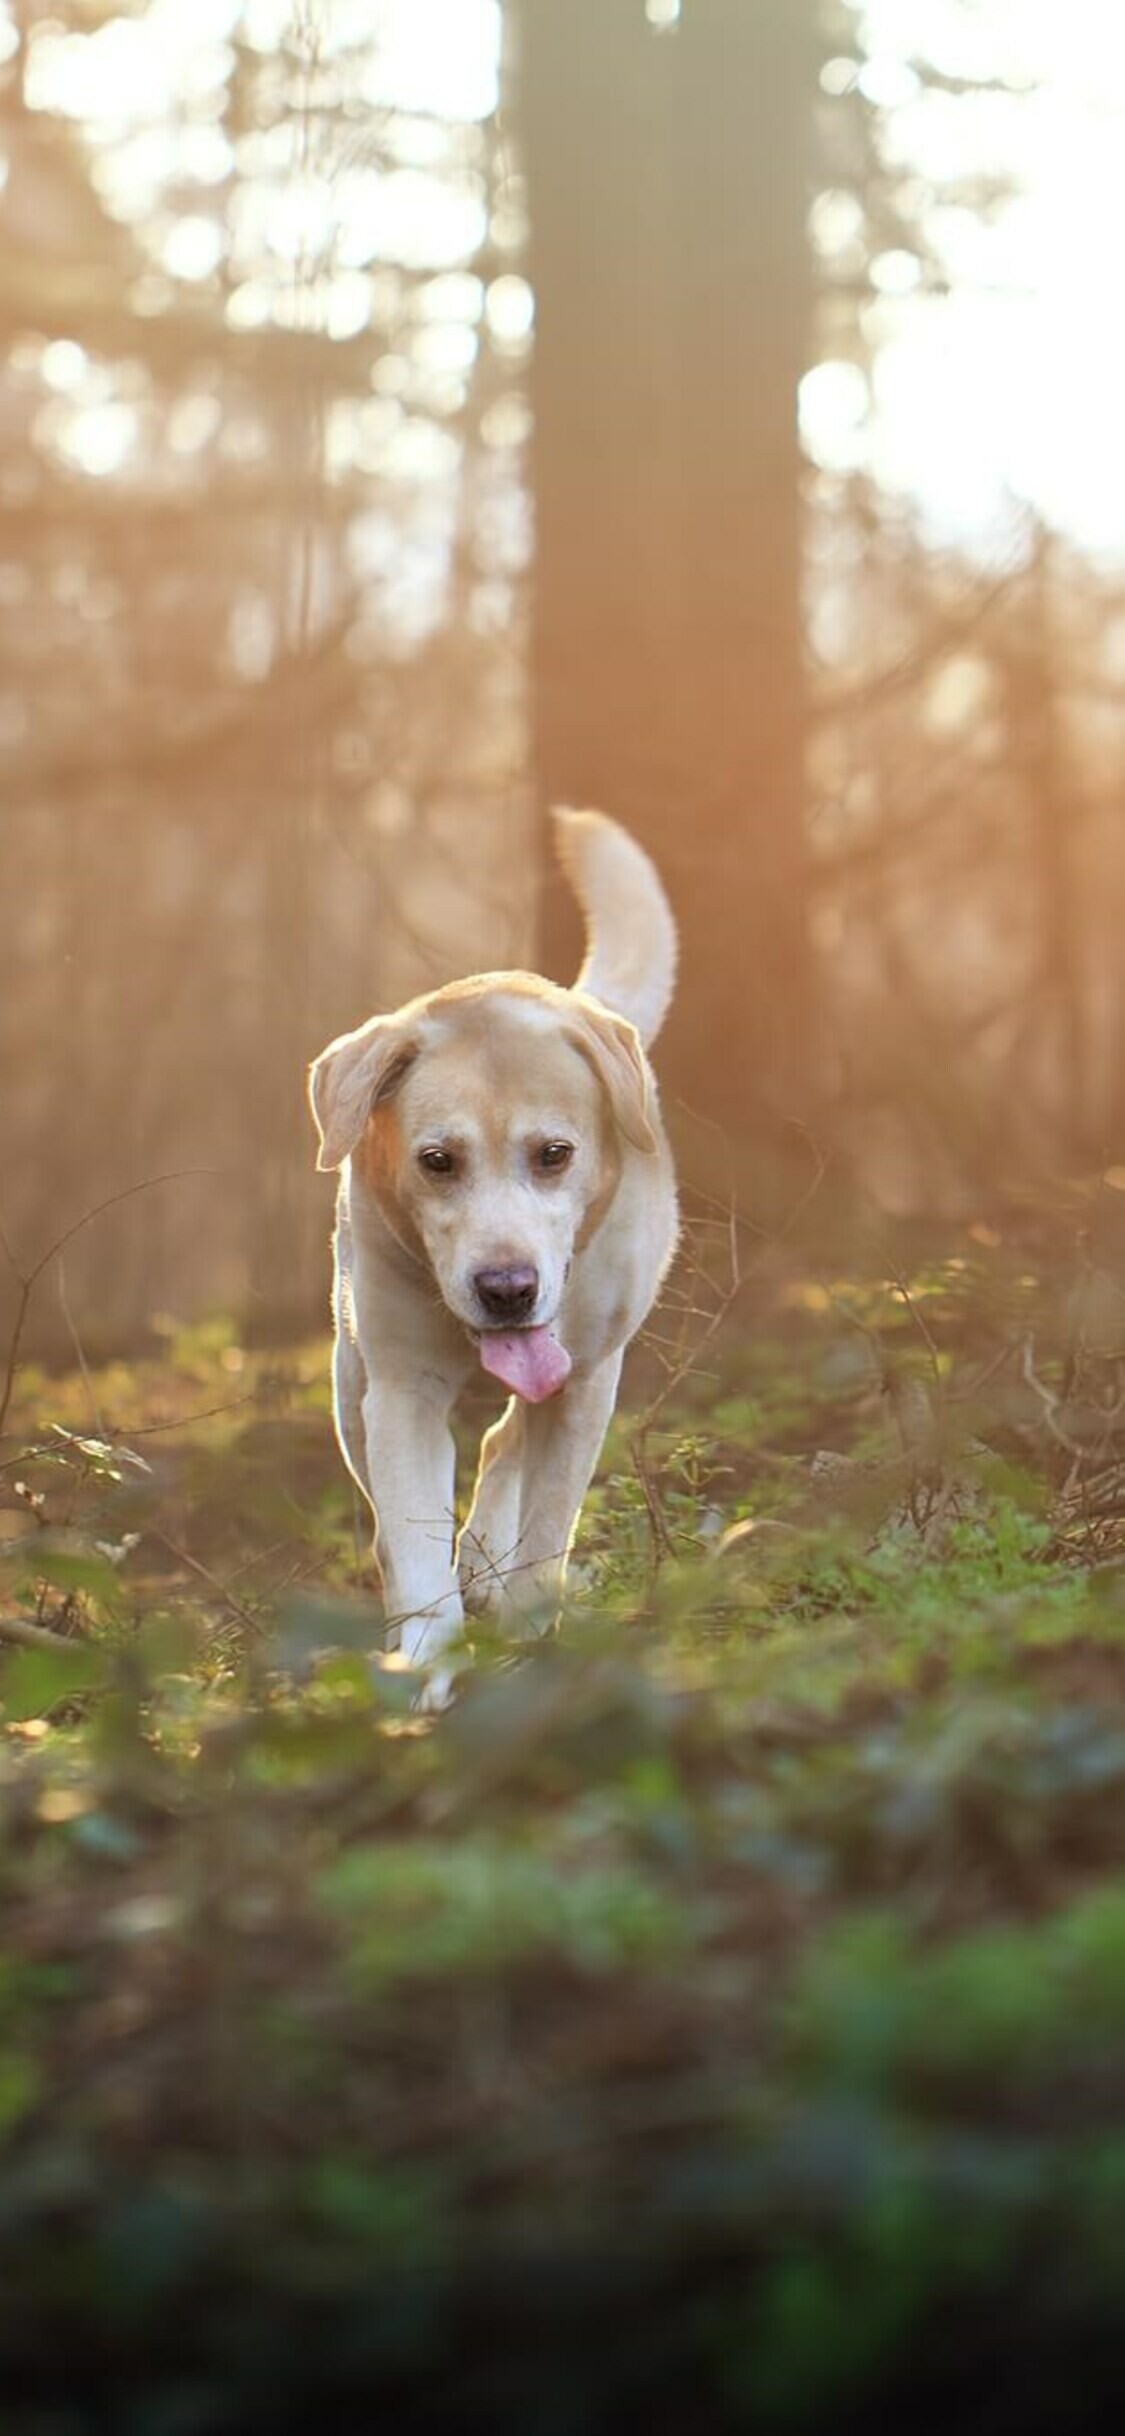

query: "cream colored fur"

left=308, top=809, right=679, bottom=1679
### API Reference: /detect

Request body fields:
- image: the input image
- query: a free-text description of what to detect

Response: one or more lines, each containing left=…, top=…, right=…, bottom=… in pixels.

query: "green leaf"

left=47, top=1424, right=151, bottom=1479
left=311, top=1650, right=379, bottom=1705
left=69, top=1811, right=143, bottom=1863
left=0, top=2053, right=39, bottom=2142
left=320, top=1835, right=687, bottom=1986
left=134, top=1610, right=202, bottom=1680
left=2, top=1640, right=108, bottom=1720
left=272, top=1587, right=383, bottom=1675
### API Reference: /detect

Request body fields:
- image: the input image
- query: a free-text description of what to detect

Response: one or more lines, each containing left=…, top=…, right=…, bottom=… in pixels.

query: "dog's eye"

left=537, top=1141, right=574, bottom=1173
left=418, top=1146, right=456, bottom=1177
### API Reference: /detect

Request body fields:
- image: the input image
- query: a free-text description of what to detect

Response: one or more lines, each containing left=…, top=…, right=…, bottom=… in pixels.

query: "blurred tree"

left=514, top=0, right=819, bottom=1158
left=800, top=2, right=1124, bottom=1197
left=0, top=0, right=529, bottom=1351
left=4, top=0, right=1124, bottom=1360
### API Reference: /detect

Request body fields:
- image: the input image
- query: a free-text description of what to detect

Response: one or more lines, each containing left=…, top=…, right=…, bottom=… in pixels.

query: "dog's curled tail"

left=553, top=808, right=678, bottom=1049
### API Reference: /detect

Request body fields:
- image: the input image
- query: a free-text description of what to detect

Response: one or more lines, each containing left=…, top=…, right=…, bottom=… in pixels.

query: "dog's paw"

left=398, top=1605, right=463, bottom=1670
left=411, top=1664, right=459, bottom=1715
left=395, top=1610, right=469, bottom=1716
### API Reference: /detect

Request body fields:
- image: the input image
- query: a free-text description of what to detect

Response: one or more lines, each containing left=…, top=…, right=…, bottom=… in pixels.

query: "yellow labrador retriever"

left=308, top=810, right=678, bottom=1675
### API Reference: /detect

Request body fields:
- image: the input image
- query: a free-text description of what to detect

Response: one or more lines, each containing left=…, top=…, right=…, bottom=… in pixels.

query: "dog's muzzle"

left=474, top=1264, right=539, bottom=1325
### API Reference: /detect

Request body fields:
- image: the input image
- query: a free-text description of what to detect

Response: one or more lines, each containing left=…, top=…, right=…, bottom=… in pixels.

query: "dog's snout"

left=475, top=1264, right=539, bottom=1324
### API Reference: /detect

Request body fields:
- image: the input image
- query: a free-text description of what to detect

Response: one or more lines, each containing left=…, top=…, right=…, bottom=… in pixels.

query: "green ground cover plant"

left=4, top=1208, right=1125, bottom=2429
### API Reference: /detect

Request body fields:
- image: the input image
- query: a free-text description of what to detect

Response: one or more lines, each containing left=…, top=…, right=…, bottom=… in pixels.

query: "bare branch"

left=0, top=1170, right=214, bottom=1441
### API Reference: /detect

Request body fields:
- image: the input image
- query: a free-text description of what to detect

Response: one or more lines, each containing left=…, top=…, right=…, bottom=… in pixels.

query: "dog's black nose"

left=475, top=1264, right=539, bottom=1324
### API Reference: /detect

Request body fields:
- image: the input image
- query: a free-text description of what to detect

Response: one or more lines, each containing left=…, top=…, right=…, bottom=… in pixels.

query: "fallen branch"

left=0, top=1612, right=80, bottom=1653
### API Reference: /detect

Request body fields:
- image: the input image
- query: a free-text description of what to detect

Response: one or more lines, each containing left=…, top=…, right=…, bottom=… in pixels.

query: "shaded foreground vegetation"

left=5, top=1215, right=1125, bottom=2427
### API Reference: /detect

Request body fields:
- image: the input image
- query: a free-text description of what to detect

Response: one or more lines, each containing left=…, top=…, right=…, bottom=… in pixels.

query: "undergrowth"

left=4, top=1216, right=1125, bottom=2428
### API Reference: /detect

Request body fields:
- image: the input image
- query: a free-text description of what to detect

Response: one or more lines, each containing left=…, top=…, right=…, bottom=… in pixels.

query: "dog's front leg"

left=362, top=1385, right=463, bottom=1669
left=458, top=1397, right=525, bottom=1616
left=487, top=1353, right=624, bottom=1628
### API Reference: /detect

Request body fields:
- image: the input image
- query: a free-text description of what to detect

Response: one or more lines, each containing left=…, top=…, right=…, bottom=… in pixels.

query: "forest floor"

left=4, top=1199, right=1125, bottom=2429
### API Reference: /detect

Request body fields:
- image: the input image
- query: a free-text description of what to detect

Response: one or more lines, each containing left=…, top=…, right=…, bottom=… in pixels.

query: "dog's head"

left=309, top=979, right=658, bottom=1397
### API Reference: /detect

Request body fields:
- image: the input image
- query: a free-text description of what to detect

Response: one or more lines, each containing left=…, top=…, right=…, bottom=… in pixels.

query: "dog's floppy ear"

left=567, top=999, right=658, bottom=1154
left=308, top=1017, right=419, bottom=1172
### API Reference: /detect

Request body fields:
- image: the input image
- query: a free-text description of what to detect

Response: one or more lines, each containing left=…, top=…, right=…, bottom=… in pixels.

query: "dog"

left=308, top=809, right=679, bottom=1676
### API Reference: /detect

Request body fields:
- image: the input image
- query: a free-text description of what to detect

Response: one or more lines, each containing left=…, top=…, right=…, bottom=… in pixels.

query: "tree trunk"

left=515, top=0, right=817, bottom=1163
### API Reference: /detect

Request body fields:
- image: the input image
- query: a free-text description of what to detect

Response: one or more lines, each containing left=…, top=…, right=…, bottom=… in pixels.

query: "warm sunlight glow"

left=45, top=401, right=139, bottom=479
left=800, top=362, right=870, bottom=474
left=20, top=0, right=502, bottom=493
left=160, top=217, right=226, bottom=283
left=14, top=0, right=1125, bottom=549
left=831, top=0, right=1125, bottom=553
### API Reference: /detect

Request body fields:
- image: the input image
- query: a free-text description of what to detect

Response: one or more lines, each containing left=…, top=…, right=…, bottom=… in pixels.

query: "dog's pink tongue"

left=479, top=1324, right=572, bottom=1403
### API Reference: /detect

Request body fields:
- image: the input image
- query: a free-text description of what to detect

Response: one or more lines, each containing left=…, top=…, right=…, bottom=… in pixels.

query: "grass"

left=5, top=1215, right=1125, bottom=2428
